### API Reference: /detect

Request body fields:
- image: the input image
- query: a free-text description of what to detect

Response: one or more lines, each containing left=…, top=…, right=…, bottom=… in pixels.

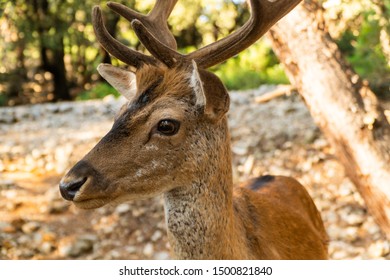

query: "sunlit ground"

left=1, top=89, right=389, bottom=259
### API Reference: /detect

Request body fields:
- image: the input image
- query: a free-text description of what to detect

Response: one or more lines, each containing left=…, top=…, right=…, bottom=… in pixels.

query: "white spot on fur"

left=145, top=145, right=159, bottom=151
left=134, top=160, right=160, bottom=178
left=135, top=169, right=145, bottom=178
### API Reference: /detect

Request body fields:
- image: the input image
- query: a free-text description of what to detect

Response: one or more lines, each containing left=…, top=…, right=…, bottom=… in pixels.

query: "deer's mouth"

left=73, top=196, right=110, bottom=209
left=72, top=180, right=113, bottom=209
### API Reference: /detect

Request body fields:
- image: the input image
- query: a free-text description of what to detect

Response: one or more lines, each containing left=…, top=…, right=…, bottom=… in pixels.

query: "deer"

left=59, top=0, right=328, bottom=259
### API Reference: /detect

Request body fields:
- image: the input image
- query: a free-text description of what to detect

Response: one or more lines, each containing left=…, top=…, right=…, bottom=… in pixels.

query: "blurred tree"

left=1, top=0, right=387, bottom=105
left=0, top=0, right=250, bottom=104
left=269, top=0, right=390, bottom=238
left=37, top=0, right=70, bottom=100
left=1, top=0, right=99, bottom=103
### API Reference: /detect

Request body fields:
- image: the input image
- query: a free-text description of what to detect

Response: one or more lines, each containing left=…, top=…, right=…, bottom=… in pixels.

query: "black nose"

left=59, top=177, right=87, bottom=201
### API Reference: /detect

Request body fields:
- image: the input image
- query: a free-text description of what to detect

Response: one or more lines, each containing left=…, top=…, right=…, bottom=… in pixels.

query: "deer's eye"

left=157, top=119, right=180, bottom=136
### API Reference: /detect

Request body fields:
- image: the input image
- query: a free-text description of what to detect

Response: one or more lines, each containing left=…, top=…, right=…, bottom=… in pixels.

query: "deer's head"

left=59, top=0, right=301, bottom=209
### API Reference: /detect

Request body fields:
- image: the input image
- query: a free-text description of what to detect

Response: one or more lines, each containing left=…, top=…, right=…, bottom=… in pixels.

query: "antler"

left=93, top=0, right=302, bottom=69
left=188, top=0, right=302, bottom=68
left=92, top=0, right=179, bottom=68
left=92, top=6, right=155, bottom=68
left=107, top=0, right=178, bottom=50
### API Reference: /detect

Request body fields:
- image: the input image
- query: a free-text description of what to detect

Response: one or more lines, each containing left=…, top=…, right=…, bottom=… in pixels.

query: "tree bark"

left=33, top=0, right=71, bottom=101
left=269, top=1, right=390, bottom=238
left=39, top=34, right=71, bottom=101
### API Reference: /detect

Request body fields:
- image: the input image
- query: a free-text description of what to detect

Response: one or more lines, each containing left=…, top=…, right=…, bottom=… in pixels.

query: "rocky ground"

left=0, top=86, right=389, bottom=260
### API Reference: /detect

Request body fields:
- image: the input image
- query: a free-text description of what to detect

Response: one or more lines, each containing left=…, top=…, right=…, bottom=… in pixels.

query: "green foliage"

left=324, top=0, right=390, bottom=94
left=76, top=83, right=119, bottom=101
left=343, top=12, right=389, bottom=86
left=213, top=40, right=289, bottom=90
left=1, top=0, right=389, bottom=105
left=0, top=93, right=7, bottom=106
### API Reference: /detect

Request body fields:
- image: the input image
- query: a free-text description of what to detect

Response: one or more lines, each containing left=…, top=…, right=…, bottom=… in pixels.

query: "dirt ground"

left=1, top=87, right=389, bottom=259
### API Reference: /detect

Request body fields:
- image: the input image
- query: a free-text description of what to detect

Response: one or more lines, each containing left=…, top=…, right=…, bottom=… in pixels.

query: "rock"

left=242, top=155, right=255, bottom=175
left=57, top=103, right=73, bottom=113
left=304, top=129, right=318, bottom=144
left=108, top=250, right=121, bottom=259
left=368, top=241, right=390, bottom=258
left=0, top=111, right=17, bottom=124
left=331, top=249, right=349, bottom=260
left=231, top=145, right=248, bottom=156
left=361, top=217, right=382, bottom=237
left=341, top=227, right=359, bottom=243
left=313, top=138, right=328, bottom=149
left=40, top=242, right=54, bottom=254
left=154, top=251, right=170, bottom=260
left=326, top=224, right=342, bottom=240
left=338, top=205, right=366, bottom=226
left=17, top=235, right=32, bottom=245
left=0, top=179, right=16, bottom=189
left=42, top=231, right=57, bottom=242
left=135, top=230, right=144, bottom=243
left=21, top=221, right=41, bottom=234
left=2, top=88, right=390, bottom=261
left=329, top=241, right=351, bottom=260
left=33, top=232, right=43, bottom=243
left=0, top=222, right=17, bottom=233
left=132, top=208, right=145, bottom=218
left=151, top=230, right=163, bottom=242
left=300, top=159, right=313, bottom=172
left=125, top=246, right=137, bottom=254
left=338, top=179, right=355, bottom=197
left=58, top=235, right=97, bottom=258
left=116, top=203, right=131, bottom=215
left=47, top=201, right=69, bottom=214
left=18, top=249, right=35, bottom=259
left=143, top=243, right=154, bottom=257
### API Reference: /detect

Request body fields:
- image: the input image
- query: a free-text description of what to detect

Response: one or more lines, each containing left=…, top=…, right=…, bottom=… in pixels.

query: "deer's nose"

left=59, top=177, right=87, bottom=201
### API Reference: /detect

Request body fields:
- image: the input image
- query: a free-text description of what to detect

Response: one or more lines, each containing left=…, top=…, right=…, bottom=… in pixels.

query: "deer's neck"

left=163, top=121, right=248, bottom=259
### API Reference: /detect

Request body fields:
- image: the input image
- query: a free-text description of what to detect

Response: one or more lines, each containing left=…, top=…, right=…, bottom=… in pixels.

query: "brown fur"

left=60, top=63, right=328, bottom=259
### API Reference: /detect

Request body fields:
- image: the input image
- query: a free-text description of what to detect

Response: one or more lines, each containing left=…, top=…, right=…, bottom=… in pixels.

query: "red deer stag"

left=60, top=0, right=328, bottom=259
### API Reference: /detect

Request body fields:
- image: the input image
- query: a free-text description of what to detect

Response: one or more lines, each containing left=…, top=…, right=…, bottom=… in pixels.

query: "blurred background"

left=1, top=0, right=389, bottom=105
left=0, top=0, right=390, bottom=260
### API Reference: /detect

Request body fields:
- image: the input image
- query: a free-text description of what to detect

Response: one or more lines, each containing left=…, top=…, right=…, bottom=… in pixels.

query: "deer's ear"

left=97, top=64, right=137, bottom=100
left=190, top=61, right=230, bottom=122
left=190, top=60, right=207, bottom=108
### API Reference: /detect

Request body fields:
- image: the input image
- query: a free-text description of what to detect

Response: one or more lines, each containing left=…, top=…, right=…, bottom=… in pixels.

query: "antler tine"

left=92, top=6, right=156, bottom=68
left=148, top=0, right=178, bottom=21
left=131, top=20, right=182, bottom=68
left=187, top=0, right=302, bottom=69
left=107, top=0, right=178, bottom=50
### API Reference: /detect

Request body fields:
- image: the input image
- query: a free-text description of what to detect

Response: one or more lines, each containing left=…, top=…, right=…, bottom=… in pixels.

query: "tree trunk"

left=268, top=1, right=390, bottom=238
left=40, top=35, right=71, bottom=101
left=34, top=0, right=71, bottom=101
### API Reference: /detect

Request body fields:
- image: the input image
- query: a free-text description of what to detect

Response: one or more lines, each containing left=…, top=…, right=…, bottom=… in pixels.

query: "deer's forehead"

left=136, top=65, right=164, bottom=92
left=136, top=65, right=192, bottom=97
left=114, top=65, right=195, bottom=121
left=115, top=88, right=192, bottom=122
